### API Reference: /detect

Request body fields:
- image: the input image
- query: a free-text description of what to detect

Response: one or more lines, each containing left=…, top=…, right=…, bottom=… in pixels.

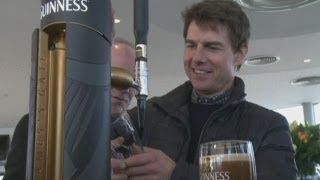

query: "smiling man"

left=115, top=1, right=297, bottom=180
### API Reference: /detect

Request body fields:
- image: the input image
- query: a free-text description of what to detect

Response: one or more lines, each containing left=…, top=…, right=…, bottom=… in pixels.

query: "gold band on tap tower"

left=33, top=24, right=66, bottom=180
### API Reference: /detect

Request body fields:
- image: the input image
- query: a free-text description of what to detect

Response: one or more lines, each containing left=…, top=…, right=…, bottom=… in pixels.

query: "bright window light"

left=315, top=103, right=320, bottom=124
left=114, top=18, right=120, bottom=23
left=303, top=59, right=311, bottom=63
left=275, top=105, right=304, bottom=125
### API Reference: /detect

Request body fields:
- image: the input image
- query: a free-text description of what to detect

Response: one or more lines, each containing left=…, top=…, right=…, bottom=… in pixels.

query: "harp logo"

left=40, top=0, right=89, bottom=19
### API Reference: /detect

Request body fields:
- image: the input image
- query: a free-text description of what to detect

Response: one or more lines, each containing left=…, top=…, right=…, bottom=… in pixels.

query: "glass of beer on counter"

left=199, top=140, right=256, bottom=180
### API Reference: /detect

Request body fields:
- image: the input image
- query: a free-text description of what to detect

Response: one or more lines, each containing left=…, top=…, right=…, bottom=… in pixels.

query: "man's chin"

left=192, top=81, right=208, bottom=90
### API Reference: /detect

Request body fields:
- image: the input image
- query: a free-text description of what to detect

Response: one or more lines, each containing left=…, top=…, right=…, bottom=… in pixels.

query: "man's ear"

left=234, top=44, right=248, bottom=68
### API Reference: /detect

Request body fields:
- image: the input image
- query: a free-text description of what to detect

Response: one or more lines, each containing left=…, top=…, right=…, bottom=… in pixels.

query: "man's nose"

left=192, top=46, right=206, bottom=64
left=120, top=88, right=130, bottom=94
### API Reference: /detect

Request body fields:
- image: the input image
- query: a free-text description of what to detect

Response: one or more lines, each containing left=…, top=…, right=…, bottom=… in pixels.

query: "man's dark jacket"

left=3, top=114, right=28, bottom=180
left=4, top=77, right=297, bottom=180
left=129, top=77, right=297, bottom=180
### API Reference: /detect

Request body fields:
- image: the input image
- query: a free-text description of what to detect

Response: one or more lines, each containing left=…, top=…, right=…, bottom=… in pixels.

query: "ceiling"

left=0, top=0, right=319, bottom=127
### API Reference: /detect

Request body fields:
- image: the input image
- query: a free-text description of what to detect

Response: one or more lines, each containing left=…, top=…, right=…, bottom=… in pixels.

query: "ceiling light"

left=291, top=76, right=320, bottom=86
left=244, top=55, right=280, bottom=66
left=114, top=19, right=121, bottom=24
left=234, top=0, right=320, bottom=12
left=304, top=59, right=311, bottom=63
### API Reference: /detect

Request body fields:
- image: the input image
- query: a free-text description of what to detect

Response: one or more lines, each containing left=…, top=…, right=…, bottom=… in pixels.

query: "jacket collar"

left=152, top=81, right=192, bottom=119
left=151, top=77, right=246, bottom=121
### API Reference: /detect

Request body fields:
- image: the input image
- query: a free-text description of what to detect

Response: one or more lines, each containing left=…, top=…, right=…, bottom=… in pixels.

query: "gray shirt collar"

left=191, top=89, right=232, bottom=105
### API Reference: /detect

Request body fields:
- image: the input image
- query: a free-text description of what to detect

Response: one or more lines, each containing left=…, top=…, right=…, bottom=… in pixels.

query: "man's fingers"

left=131, top=143, right=144, bottom=155
left=142, top=146, right=156, bottom=152
left=111, top=158, right=127, bottom=180
left=111, top=158, right=126, bottom=170
left=125, top=165, right=146, bottom=176
left=124, top=153, right=152, bottom=167
left=111, top=137, right=125, bottom=145
left=111, top=174, right=128, bottom=180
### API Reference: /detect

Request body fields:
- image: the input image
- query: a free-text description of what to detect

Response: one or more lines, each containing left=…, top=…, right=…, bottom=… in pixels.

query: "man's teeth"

left=194, top=69, right=208, bottom=74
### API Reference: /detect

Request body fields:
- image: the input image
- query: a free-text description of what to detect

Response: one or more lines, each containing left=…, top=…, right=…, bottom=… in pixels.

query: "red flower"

left=297, top=131, right=309, bottom=143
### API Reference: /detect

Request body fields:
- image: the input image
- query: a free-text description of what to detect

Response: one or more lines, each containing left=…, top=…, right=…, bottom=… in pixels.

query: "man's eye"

left=207, top=46, right=219, bottom=50
left=186, top=44, right=195, bottom=48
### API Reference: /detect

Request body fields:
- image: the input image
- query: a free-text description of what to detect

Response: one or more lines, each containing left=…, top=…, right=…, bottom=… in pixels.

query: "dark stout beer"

left=200, top=154, right=252, bottom=180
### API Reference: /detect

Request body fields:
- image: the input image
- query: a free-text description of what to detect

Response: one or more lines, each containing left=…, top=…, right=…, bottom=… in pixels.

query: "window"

left=315, top=103, right=320, bottom=124
left=275, top=103, right=320, bottom=125
left=0, top=135, right=9, bottom=161
left=275, top=105, right=304, bottom=125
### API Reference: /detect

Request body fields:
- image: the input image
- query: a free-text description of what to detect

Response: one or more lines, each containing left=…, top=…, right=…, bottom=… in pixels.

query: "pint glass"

left=199, top=140, right=257, bottom=180
left=111, top=111, right=143, bottom=159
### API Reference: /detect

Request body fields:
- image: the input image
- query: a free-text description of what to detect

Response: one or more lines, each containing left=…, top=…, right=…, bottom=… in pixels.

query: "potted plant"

left=290, top=121, right=320, bottom=179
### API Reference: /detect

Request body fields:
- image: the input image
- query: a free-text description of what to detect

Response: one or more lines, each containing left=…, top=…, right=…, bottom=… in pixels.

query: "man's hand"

left=131, top=143, right=144, bottom=155
left=111, top=137, right=127, bottom=180
left=111, top=158, right=127, bottom=180
left=124, top=147, right=176, bottom=180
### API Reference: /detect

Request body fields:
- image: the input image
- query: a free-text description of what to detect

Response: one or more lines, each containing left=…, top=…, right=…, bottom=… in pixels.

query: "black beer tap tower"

left=27, top=0, right=149, bottom=179
left=27, top=0, right=112, bottom=179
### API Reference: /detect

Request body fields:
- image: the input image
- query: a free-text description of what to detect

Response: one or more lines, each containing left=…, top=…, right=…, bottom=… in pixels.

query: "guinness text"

left=40, top=0, right=89, bottom=19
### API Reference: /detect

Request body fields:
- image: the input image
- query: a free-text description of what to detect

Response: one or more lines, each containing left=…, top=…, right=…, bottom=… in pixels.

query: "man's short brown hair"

left=182, top=0, right=250, bottom=53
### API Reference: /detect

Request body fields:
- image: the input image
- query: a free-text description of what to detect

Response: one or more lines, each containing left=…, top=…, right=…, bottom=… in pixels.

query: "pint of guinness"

left=199, top=140, right=257, bottom=180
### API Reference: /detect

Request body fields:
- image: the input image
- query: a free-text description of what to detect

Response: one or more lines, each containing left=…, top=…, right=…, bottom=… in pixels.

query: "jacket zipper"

left=193, top=101, right=241, bottom=164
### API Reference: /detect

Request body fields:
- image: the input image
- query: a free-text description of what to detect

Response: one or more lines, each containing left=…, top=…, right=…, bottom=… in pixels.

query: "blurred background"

left=0, top=0, right=320, bottom=177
